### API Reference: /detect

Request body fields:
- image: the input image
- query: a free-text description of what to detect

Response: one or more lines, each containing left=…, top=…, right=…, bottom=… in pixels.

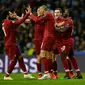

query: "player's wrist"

left=30, top=12, right=32, bottom=15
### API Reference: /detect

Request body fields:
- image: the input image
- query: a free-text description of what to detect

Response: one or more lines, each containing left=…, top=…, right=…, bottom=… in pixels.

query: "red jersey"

left=30, top=15, right=45, bottom=40
left=34, top=22, right=45, bottom=40
left=55, top=17, right=74, bottom=39
left=53, top=17, right=74, bottom=54
left=43, top=12, right=55, bottom=38
left=30, top=12, right=55, bottom=38
left=62, top=17, right=74, bottom=39
left=55, top=17, right=65, bottom=38
left=2, top=12, right=30, bottom=46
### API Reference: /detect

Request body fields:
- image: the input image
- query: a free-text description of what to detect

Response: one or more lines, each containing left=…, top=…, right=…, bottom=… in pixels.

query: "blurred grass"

left=0, top=73, right=85, bottom=85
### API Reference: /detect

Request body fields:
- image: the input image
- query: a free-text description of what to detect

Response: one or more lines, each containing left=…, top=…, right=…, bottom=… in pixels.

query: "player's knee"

left=11, top=56, right=17, bottom=63
left=52, top=53, right=56, bottom=61
left=37, top=55, right=41, bottom=62
left=40, top=50, right=47, bottom=58
left=68, top=50, right=74, bottom=58
left=18, top=55, right=23, bottom=60
left=66, top=56, right=69, bottom=59
left=61, top=53, right=68, bottom=57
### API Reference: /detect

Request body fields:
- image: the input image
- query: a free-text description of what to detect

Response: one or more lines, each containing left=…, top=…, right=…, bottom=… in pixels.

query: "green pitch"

left=0, top=73, right=85, bottom=85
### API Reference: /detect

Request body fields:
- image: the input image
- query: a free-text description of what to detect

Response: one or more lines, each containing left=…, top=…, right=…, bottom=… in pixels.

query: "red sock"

left=41, top=57, right=49, bottom=73
left=70, top=56, right=81, bottom=75
left=53, top=61, right=57, bottom=75
left=36, top=62, right=41, bottom=73
left=7, top=58, right=17, bottom=74
left=67, top=58, right=74, bottom=74
left=18, top=57, right=27, bottom=72
left=61, top=56, right=70, bottom=76
left=48, top=59, right=52, bottom=72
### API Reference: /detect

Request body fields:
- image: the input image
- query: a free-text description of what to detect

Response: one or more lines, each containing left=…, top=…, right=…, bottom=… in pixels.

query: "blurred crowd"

left=0, top=0, right=85, bottom=54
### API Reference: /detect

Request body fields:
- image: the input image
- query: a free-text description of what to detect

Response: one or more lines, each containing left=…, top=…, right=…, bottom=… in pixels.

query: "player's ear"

left=6, top=16, right=9, bottom=19
left=60, top=13, right=62, bottom=16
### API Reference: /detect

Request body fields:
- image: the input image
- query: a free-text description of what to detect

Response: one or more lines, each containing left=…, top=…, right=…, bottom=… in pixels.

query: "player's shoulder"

left=65, top=17, right=73, bottom=23
left=47, top=11, right=55, bottom=20
left=47, top=11, right=50, bottom=14
left=46, top=11, right=53, bottom=16
left=67, top=17, right=73, bottom=21
left=4, top=19, right=12, bottom=24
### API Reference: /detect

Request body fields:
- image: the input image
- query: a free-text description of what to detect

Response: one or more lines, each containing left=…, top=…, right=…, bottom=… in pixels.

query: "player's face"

left=37, top=8, right=44, bottom=17
left=54, top=10, right=62, bottom=17
left=64, top=9, right=69, bottom=14
left=37, top=8, right=42, bottom=17
left=63, top=9, right=69, bottom=17
left=9, top=13, right=16, bottom=19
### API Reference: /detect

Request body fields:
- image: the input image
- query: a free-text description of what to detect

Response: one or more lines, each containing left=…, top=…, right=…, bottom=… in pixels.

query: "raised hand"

left=25, top=6, right=31, bottom=14
left=10, top=11, right=21, bottom=20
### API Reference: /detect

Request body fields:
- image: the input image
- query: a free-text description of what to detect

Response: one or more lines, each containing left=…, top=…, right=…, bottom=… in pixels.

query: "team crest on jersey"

left=65, top=23, right=69, bottom=28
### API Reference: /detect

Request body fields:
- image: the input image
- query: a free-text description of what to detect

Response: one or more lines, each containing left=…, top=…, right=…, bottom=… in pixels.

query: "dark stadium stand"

left=0, top=0, right=85, bottom=54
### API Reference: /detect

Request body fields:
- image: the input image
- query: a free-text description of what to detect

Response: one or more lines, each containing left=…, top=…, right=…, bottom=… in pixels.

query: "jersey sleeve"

left=71, top=19, right=74, bottom=33
left=64, top=18, right=73, bottom=29
left=14, top=12, right=30, bottom=28
left=29, top=13, right=49, bottom=24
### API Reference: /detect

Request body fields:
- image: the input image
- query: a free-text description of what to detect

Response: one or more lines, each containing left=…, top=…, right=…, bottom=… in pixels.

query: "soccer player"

left=54, top=8, right=74, bottom=78
left=2, top=8, right=35, bottom=80
left=29, top=8, right=45, bottom=79
left=63, top=8, right=74, bottom=77
left=63, top=8, right=82, bottom=79
left=38, top=5, right=56, bottom=80
left=29, top=5, right=56, bottom=80
left=53, top=8, right=71, bottom=79
left=54, top=8, right=82, bottom=79
left=13, top=8, right=45, bottom=79
left=15, top=7, right=56, bottom=79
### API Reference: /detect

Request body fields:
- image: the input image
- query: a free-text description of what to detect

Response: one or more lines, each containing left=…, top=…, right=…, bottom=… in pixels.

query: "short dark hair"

left=63, top=8, right=70, bottom=17
left=1, top=9, right=9, bottom=20
left=55, top=8, right=62, bottom=13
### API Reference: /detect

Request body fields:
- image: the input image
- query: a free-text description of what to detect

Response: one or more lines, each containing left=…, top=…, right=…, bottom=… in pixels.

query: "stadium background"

left=0, top=0, right=85, bottom=73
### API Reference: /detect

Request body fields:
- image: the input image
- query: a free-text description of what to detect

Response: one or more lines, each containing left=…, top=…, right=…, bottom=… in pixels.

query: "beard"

left=8, top=17, right=16, bottom=20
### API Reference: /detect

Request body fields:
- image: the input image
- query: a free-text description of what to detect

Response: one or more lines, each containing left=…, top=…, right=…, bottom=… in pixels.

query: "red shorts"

left=53, top=38, right=74, bottom=54
left=53, top=39, right=62, bottom=54
left=34, top=39, right=42, bottom=55
left=5, top=44, right=21, bottom=60
left=53, top=48, right=59, bottom=54
left=41, top=37, right=55, bottom=51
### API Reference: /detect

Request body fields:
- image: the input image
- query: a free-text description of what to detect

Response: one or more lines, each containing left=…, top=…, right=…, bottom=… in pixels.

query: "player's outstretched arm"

left=29, top=13, right=47, bottom=24
left=13, top=12, right=31, bottom=23
left=14, top=6, right=31, bottom=25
